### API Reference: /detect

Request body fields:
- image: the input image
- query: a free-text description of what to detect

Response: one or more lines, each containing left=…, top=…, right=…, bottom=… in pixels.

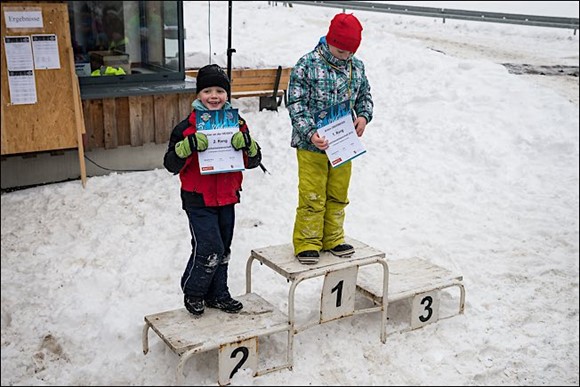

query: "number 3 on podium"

left=411, top=290, right=440, bottom=330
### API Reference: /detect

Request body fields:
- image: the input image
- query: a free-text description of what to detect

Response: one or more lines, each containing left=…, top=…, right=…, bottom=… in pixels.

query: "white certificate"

left=196, top=109, right=245, bottom=175
left=314, top=100, right=366, bottom=167
left=32, top=34, right=60, bottom=69
left=8, top=70, right=37, bottom=105
left=4, top=36, right=34, bottom=71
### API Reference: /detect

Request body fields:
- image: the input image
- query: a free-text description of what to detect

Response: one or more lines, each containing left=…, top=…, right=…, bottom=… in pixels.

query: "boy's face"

left=328, top=44, right=353, bottom=61
left=198, top=87, right=228, bottom=110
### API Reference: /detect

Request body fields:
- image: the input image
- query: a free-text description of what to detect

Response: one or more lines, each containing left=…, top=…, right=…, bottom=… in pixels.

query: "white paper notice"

left=4, top=36, right=34, bottom=71
left=314, top=100, right=366, bottom=168
left=4, top=36, right=37, bottom=105
left=32, top=34, right=60, bottom=69
left=8, top=70, right=37, bottom=105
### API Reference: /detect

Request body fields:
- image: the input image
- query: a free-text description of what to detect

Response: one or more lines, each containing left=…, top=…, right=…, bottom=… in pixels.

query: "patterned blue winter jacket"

left=287, top=40, right=374, bottom=153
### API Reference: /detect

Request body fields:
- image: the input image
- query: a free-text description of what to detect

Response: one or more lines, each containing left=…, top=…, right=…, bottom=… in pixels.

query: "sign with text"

left=314, top=100, right=366, bottom=168
left=4, top=10, right=43, bottom=29
left=196, top=109, right=245, bottom=174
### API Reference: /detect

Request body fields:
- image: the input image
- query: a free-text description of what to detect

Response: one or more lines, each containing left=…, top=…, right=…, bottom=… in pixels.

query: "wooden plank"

left=184, top=68, right=292, bottom=95
left=231, top=68, right=291, bottom=78
left=116, top=97, right=130, bottom=146
left=141, top=96, right=155, bottom=144
left=179, top=93, right=194, bottom=118
left=129, top=96, right=144, bottom=147
left=232, top=69, right=278, bottom=78
left=154, top=95, right=168, bottom=144
left=81, top=100, right=91, bottom=136
left=186, top=69, right=284, bottom=79
left=152, top=94, right=179, bottom=145
left=103, top=99, right=118, bottom=149
left=165, top=94, right=180, bottom=135
left=231, top=85, right=283, bottom=93
left=81, top=100, right=94, bottom=150
left=232, top=75, right=279, bottom=85
left=231, top=72, right=290, bottom=84
left=71, top=76, right=87, bottom=187
left=232, top=90, right=285, bottom=98
left=88, top=99, right=104, bottom=150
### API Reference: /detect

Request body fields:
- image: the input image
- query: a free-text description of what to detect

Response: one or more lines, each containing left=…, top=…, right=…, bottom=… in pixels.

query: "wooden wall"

left=81, top=92, right=195, bottom=151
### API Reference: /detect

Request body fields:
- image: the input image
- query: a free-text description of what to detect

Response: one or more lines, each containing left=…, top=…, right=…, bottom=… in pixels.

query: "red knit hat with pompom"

left=326, top=13, right=363, bottom=53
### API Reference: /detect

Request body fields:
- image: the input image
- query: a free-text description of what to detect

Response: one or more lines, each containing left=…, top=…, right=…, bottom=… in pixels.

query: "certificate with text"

left=196, top=109, right=245, bottom=174
left=314, top=100, right=366, bottom=168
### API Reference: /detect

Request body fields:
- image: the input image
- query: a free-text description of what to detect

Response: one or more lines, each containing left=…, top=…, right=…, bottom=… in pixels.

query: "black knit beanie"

left=196, top=64, right=230, bottom=93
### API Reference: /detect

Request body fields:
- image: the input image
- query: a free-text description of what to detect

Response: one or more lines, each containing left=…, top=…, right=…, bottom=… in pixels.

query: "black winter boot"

left=205, top=297, right=243, bottom=313
left=296, top=250, right=320, bottom=264
left=184, top=295, right=205, bottom=315
left=329, top=243, right=355, bottom=257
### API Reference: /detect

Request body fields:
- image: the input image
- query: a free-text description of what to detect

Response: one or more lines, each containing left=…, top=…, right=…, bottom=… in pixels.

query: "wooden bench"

left=185, top=66, right=292, bottom=111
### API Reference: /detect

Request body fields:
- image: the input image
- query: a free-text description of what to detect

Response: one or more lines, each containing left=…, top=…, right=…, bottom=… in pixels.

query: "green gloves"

left=231, top=131, right=258, bottom=157
left=175, top=132, right=208, bottom=158
left=176, top=131, right=257, bottom=159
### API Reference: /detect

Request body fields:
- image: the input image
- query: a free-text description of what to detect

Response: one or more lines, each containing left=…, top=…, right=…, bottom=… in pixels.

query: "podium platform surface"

left=357, top=256, right=464, bottom=303
left=248, top=237, right=386, bottom=280
left=143, top=292, right=289, bottom=356
left=357, top=256, right=465, bottom=332
left=143, top=292, right=292, bottom=385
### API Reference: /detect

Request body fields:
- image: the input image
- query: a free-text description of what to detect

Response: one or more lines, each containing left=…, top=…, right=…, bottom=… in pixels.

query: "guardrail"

left=287, top=1, right=579, bottom=33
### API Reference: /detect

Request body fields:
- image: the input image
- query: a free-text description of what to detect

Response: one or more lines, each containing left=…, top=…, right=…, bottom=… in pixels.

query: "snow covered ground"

left=1, top=1, right=579, bottom=385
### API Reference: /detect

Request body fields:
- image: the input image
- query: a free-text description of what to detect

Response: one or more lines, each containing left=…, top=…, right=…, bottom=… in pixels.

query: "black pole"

left=225, top=1, right=268, bottom=174
left=226, top=1, right=235, bottom=102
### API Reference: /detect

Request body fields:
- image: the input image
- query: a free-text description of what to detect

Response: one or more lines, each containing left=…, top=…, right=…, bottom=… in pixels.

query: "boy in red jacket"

left=164, top=64, right=262, bottom=315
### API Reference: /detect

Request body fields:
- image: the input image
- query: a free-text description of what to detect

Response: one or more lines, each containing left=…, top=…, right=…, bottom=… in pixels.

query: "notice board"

left=1, top=2, right=86, bottom=186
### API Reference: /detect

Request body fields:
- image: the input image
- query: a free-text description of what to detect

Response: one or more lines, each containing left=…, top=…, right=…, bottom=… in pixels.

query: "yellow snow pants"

left=293, top=149, right=351, bottom=256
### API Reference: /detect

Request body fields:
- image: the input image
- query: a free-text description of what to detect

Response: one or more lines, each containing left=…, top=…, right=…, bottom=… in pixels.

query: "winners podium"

left=143, top=237, right=465, bottom=385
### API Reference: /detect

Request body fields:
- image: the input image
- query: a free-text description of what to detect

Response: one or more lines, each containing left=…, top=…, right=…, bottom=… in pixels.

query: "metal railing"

left=287, top=1, right=579, bottom=33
